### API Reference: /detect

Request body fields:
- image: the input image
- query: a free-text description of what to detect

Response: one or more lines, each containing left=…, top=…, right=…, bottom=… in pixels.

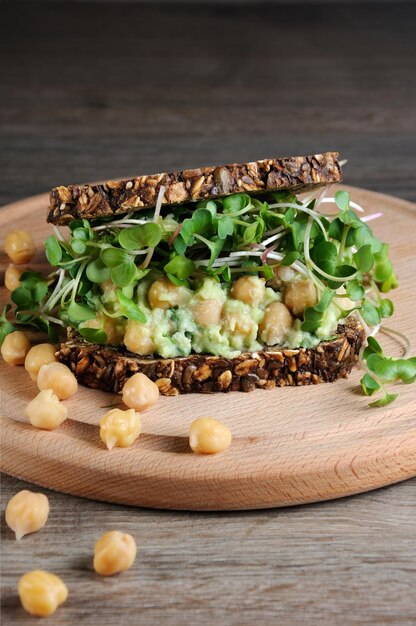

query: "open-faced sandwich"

left=2, top=152, right=414, bottom=405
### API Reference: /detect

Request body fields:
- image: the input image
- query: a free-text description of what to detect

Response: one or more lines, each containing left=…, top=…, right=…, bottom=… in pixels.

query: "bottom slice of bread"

left=57, top=318, right=365, bottom=395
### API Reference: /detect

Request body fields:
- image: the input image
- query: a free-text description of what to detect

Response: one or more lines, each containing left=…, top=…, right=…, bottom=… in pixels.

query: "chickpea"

left=258, top=302, right=293, bottom=346
left=230, top=275, right=266, bottom=307
left=148, top=278, right=191, bottom=310
left=267, top=264, right=297, bottom=289
left=284, top=279, right=317, bottom=316
left=122, top=372, right=159, bottom=412
left=275, top=264, right=297, bottom=283
left=4, top=264, right=24, bottom=291
left=124, top=320, right=155, bottom=355
left=1, top=331, right=31, bottom=365
left=221, top=311, right=254, bottom=337
left=189, top=417, right=232, bottom=454
left=5, top=229, right=36, bottom=264
left=193, top=299, right=222, bottom=326
left=18, top=570, right=68, bottom=617
left=100, top=408, right=141, bottom=450
left=37, top=362, right=78, bottom=400
left=94, top=531, right=137, bottom=576
left=25, top=343, right=57, bottom=382
left=25, top=389, right=68, bottom=430
left=5, top=490, right=49, bottom=540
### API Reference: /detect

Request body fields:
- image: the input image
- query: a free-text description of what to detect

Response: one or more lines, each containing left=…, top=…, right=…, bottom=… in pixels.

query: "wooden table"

left=1, top=2, right=415, bottom=624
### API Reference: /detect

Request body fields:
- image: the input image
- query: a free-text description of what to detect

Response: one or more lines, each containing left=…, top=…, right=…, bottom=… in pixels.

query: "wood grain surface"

left=1, top=1, right=416, bottom=624
left=1, top=473, right=415, bottom=626
left=1, top=185, right=415, bottom=511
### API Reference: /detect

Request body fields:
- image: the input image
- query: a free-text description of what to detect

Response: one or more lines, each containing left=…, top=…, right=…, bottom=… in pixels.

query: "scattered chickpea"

left=189, top=417, right=232, bottom=454
left=124, top=320, right=155, bottom=355
left=4, top=264, right=24, bottom=291
left=148, top=277, right=191, bottom=310
left=192, top=298, right=223, bottom=326
left=258, top=301, right=293, bottom=346
left=18, top=570, right=68, bottom=617
left=37, top=362, right=78, bottom=400
left=93, top=531, right=137, bottom=576
left=25, top=389, right=68, bottom=430
left=100, top=408, right=141, bottom=450
left=25, top=343, right=57, bottom=382
left=283, top=279, right=318, bottom=316
left=230, top=275, right=266, bottom=307
left=5, top=230, right=36, bottom=265
left=122, top=372, right=159, bottom=412
left=1, top=331, right=31, bottom=365
left=5, top=490, right=49, bottom=540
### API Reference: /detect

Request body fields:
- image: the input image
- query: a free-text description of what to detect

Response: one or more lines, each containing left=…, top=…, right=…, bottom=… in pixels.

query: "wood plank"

left=1, top=473, right=415, bottom=626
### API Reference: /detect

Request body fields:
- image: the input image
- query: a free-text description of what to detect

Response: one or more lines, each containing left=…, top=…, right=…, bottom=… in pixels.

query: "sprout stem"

left=42, top=269, right=66, bottom=312
left=380, top=325, right=412, bottom=358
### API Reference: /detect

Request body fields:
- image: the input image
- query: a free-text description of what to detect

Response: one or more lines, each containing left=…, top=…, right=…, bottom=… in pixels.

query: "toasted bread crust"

left=48, top=152, right=342, bottom=225
left=57, top=318, right=363, bottom=395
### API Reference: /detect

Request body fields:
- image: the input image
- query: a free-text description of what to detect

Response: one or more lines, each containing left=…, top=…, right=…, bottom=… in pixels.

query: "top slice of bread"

left=47, top=152, right=342, bottom=225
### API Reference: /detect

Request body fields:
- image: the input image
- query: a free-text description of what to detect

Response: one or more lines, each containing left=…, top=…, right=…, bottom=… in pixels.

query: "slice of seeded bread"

left=57, top=317, right=363, bottom=395
left=48, top=152, right=342, bottom=225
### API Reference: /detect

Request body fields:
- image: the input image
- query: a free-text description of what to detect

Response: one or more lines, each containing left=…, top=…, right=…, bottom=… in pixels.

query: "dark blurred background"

left=1, top=0, right=415, bottom=205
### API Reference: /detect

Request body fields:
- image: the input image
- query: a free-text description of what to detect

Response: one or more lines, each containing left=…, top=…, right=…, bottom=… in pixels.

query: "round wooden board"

left=1, top=186, right=416, bottom=510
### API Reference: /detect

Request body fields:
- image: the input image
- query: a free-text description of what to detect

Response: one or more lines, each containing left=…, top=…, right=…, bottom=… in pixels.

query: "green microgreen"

left=346, top=280, right=365, bottom=301
left=86, top=258, right=111, bottom=283
left=45, top=235, right=63, bottom=266
left=360, top=334, right=415, bottom=406
left=67, top=302, right=97, bottom=323
left=78, top=327, right=108, bottom=344
left=116, top=290, right=146, bottom=323
left=164, top=255, right=195, bottom=280
left=301, top=288, right=335, bottom=333
left=118, top=223, right=162, bottom=250
left=0, top=305, right=17, bottom=346
left=111, top=262, right=137, bottom=288
left=280, top=251, right=301, bottom=266
left=361, top=300, right=381, bottom=326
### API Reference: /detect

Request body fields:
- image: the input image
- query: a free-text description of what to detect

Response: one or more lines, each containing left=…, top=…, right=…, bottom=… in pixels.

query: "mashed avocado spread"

left=83, top=275, right=332, bottom=359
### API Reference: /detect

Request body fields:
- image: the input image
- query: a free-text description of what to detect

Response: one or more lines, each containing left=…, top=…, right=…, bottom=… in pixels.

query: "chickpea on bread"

left=3, top=152, right=411, bottom=404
